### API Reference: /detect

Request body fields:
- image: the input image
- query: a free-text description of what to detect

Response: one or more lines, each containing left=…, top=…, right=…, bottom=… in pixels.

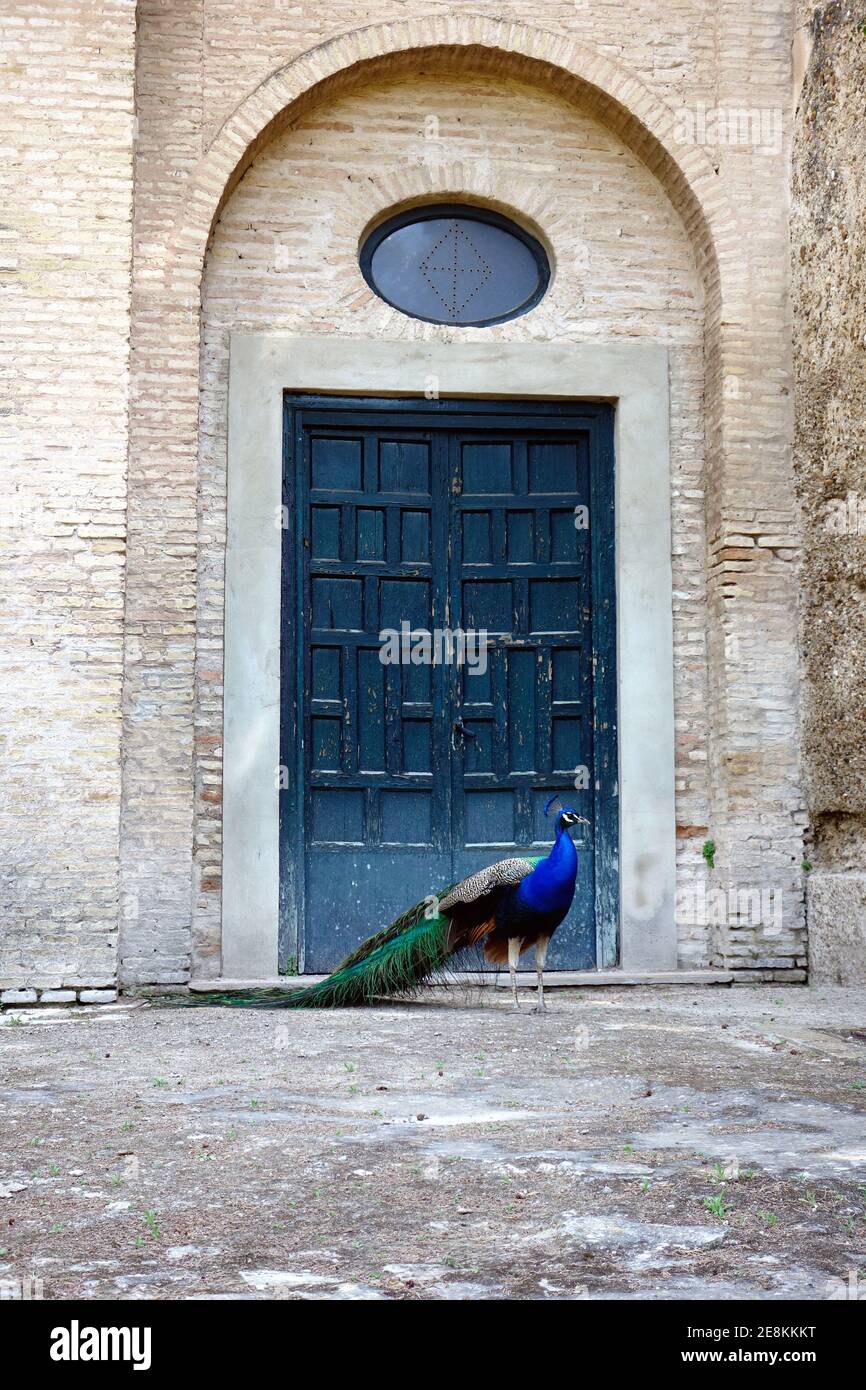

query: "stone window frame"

left=359, top=202, right=552, bottom=327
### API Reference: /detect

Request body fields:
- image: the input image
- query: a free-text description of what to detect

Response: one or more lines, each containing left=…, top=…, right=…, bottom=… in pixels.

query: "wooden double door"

left=280, top=396, right=617, bottom=972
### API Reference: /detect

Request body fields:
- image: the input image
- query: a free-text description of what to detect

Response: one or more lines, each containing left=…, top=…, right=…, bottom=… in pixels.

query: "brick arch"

left=165, top=14, right=736, bottom=311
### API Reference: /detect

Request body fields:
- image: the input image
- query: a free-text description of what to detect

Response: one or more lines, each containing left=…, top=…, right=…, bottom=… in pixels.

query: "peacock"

left=178, top=796, right=587, bottom=1013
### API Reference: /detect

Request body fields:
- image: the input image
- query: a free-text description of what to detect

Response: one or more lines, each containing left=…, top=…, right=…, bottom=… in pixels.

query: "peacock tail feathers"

left=285, top=907, right=453, bottom=1008
left=164, top=856, right=543, bottom=1010
left=176, top=985, right=303, bottom=1009
left=164, top=891, right=456, bottom=1009
left=332, top=885, right=456, bottom=974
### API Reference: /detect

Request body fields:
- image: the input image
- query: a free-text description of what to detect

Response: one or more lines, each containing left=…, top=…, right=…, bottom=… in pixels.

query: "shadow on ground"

left=1, top=985, right=865, bottom=1300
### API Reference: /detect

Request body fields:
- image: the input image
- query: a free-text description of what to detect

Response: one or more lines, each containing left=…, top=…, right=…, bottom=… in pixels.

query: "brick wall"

left=0, top=0, right=136, bottom=991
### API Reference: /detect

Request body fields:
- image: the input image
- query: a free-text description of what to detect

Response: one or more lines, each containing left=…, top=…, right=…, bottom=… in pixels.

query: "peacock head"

left=544, top=794, right=590, bottom=833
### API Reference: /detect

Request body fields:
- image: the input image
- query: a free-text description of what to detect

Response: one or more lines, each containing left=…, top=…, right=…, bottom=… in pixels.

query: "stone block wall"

left=792, top=3, right=866, bottom=983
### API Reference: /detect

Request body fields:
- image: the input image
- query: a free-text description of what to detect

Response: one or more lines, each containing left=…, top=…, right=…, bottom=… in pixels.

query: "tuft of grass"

left=709, top=1162, right=754, bottom=1184
left=702, top=839, right=716, bottom=870
left=142, top=1209, right=160, bottom=1240
left=703, top=1192, right=729, bottom=1221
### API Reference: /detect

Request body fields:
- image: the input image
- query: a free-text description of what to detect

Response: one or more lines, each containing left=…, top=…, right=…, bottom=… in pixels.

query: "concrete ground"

left=1, top=983, right=865, bottom=1301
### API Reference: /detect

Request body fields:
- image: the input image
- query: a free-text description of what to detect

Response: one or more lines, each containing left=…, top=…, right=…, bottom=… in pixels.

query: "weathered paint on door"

left=280, top=397, right=617, bottom=973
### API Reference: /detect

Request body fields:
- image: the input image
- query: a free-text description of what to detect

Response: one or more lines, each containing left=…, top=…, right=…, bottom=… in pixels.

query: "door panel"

left=449, top=430, right=596, bottom=970
left=297, top=421, right=451, bottom=971
left=281, top=398, right=617, bottom=974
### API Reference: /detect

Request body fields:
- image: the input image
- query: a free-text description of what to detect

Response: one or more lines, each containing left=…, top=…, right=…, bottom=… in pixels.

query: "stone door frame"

left=221, top=334, right=676, bottom=978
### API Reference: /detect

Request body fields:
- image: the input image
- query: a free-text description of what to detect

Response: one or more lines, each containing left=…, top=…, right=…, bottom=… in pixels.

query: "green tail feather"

left=328, top=887, right=455, bottom=974
left=285, top=909, right=452, bottom=1008
left=164, top=858, right=542, bottom=1010
left=165, top=898, right=454, bottom=1010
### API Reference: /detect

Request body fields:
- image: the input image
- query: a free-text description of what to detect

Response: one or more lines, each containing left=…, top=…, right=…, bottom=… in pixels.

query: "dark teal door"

left=281, top=397, right=617, bottom=973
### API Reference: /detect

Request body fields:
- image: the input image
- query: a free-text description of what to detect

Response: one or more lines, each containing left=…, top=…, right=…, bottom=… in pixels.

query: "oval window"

left=360, top=204, right=550, bottom=327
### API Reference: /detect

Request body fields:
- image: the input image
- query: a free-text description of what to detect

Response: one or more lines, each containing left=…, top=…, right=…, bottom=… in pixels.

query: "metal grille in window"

left=360, top=204, right=550, bottom=327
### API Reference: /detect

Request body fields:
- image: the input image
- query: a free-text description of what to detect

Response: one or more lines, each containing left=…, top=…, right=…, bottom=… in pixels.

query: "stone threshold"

left=189, top=969, right=734, bottom=992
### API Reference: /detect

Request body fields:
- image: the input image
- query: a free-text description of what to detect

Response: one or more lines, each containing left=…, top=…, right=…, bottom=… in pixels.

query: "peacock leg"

left=532, top=936, right=550, bottom=1014
left=508, top=937, right=521, bottom=1011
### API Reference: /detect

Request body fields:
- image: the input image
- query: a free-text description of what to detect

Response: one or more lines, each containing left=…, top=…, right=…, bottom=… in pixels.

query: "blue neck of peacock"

left=519, top=816, right=578, bottom=912
left=548, top=817, right=578, bottom=880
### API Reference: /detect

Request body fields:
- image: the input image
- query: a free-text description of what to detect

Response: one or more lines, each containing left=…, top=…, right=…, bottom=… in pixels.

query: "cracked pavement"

left=1, top=983, right=865, bottom=1300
